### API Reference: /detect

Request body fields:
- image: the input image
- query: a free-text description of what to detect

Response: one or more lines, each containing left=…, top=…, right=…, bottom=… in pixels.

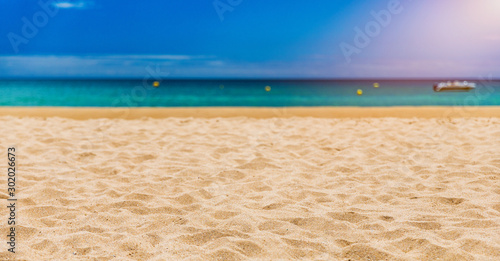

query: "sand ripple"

left=0, top=117, right=499, bottom=260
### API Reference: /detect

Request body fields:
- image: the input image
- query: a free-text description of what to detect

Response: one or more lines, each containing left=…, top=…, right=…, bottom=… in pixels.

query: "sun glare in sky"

left=0, top=0, right=499, bottom=78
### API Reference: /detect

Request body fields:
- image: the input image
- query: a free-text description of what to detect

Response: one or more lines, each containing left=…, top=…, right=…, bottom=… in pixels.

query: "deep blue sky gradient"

left=1, top=0, right=499, bottom=78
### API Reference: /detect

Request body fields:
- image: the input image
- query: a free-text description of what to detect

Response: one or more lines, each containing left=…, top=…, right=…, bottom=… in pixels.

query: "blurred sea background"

left=1, top=79, right=499, bottom=107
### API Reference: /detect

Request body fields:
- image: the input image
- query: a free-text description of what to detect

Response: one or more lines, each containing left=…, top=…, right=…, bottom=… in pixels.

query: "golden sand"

left=1, top=106, right=500, bottom=119
left=0, top=108, right=499, bottom=260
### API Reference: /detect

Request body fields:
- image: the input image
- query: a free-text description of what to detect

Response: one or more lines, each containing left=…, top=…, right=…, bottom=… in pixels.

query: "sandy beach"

left=1, top=106, right=500, bottom=119
left=0, top=108, right=499, bottom=260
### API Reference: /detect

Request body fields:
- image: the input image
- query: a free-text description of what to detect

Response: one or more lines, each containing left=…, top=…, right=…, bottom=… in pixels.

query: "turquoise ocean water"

left=0, top=80, right=499, bottom=107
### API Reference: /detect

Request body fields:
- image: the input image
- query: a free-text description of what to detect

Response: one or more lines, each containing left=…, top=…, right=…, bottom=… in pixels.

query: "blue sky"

left=1, top=0, right=499, bottom=78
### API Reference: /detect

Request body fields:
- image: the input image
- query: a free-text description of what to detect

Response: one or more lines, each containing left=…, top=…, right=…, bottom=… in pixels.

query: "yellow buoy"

left=357, top=89, right=363, bottom=95
left=265, top=86, right=271, bottom=92
left=153, top=81, right=160, bottom=87
left=373, top=83, right=379, bottom=88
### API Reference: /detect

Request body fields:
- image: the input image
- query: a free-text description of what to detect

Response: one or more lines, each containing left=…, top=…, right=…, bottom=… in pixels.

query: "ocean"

left=0, top=79, right=499, bottom=107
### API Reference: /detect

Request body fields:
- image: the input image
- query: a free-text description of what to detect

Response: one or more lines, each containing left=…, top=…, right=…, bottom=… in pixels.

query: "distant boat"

left=433, top=81, right=476, bottom=92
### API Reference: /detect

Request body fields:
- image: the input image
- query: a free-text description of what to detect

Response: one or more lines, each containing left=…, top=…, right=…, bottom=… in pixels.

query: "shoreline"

left=0, top=106, right=500, bottom=119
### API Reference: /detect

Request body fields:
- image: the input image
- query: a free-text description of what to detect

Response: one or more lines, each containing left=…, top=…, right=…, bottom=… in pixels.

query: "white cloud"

left=0, top=55, right=220, bottom=78
left=1, top=55, right=499, bottom=79
left=53, top=1, right=93, bottom=10
left=102, top=55, right=215, bottom=61
left=0, top=54, right=212, bottom=63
